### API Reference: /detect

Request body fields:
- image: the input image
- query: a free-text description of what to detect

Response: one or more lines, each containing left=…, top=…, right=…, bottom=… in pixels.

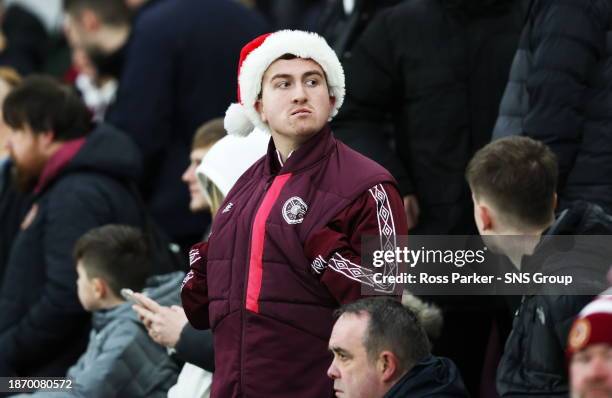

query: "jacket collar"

left=34, top=137, right=86, bottom=194
left=264, top=124, right=335, bottom=176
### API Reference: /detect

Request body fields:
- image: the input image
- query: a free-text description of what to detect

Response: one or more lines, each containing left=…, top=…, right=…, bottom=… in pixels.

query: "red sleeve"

left=180, top=241, right=210, bottom=330
left=304, top=182, right=407, bottom=304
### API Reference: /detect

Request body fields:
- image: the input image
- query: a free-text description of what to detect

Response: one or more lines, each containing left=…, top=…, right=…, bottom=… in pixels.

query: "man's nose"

left=292, top=84, right=307, bottom=104
left=585, top=355, right=609, bottom=380
left=327, top=360, right=339, bottom=380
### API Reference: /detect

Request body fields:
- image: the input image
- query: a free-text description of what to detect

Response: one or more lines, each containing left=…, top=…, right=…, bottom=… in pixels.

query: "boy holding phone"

left=17, top=225, right=181, bottom=397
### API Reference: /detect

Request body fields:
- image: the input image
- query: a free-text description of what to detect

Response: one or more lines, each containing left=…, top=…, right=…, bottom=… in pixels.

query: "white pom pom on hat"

left=223, top=30, right=345, bottom=137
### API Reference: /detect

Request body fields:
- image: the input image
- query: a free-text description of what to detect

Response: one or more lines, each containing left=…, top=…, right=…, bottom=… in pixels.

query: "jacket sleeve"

left=180, top=242, right=210, bottom=330
left=523, top=1, right=608, bottom=190
left=331, top=10, right=414, bottom=196
left=26, top=324, right=168, bottom=398
left=0, top=184, right=107, bottom=375
left=174, top=324, right=215, bottom=372
left=304, top=182, right=407, bottom=304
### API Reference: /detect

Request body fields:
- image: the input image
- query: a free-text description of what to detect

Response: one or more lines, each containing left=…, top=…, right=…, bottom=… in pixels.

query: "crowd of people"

left=0, top=0, right=611, bottom=397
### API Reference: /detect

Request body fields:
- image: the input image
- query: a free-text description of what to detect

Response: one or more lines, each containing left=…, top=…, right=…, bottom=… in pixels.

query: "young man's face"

left=76, top=261, right=99, bottom=312
left=327, top=313, right=384, bottom=398
left=5, top=124, right=48, bottom=192
left=571, top=343, right=612, bottom=398
left=182, top=147, right=210, bottom=212
left=256, top=57, right=335, bottom=145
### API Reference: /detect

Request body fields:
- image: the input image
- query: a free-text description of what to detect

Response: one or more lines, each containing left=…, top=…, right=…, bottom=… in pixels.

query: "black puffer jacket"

left=332, top=0, right=525, bottom=234
left=493, top=0, right=612, bottom=213
left=497, top=201, right=612, bottom=397
left=384, top=355, right=468, bottom=398
left=0, top=124, right=145, bottom=377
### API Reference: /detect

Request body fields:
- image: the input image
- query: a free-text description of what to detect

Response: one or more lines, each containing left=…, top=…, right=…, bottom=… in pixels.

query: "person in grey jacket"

left=15, top=225, right=181, bottom=398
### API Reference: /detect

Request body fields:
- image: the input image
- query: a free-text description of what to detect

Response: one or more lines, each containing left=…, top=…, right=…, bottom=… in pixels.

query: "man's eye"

left=277, top=81, right=290, bottom=88
left=306, top=79, right=318, bottom=87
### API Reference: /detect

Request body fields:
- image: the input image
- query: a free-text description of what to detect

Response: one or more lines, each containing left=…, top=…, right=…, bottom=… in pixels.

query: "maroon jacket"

left=181, top=125, right=407, bottom=397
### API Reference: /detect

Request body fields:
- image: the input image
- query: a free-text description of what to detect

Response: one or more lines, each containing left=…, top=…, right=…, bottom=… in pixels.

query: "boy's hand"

left=132, top=293, right=188, bottom=348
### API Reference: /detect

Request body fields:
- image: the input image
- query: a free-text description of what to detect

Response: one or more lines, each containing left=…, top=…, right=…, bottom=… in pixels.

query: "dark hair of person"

left=73, top=225, right=151, bottom=297
left=466, top=136, right=558, bottom=229
left=335, top=297, right=431, bottom=373
left=3, top=76, right=93, bottom=140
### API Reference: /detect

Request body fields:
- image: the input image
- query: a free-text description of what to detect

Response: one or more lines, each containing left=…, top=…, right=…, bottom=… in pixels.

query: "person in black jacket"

left=493, top=0, right=612, bottom=215
left=466, top=136, right=611, bottom=397
left=64, top=0, right=269, bottom=251
left=332, top=0, right=525, bottom=234
left=327, top=297, right=468, bottom=398
left=0, top=76, right=147, bottom=377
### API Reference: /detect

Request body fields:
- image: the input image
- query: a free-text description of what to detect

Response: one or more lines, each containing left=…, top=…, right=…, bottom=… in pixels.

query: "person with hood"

left=328, top=297, right=468, bottom=398
left=181, top=30, right=408, bottom=397
left=466, top=136, right=612, bottom=397
left=11, top=225, right=181, bottom=397
left=0, top=76, right=147, bottom=377
left=493, top=0, right=612, bottom=215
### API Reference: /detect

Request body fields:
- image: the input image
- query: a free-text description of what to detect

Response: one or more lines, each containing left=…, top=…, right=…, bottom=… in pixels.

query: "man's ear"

left=377, top=351, right=400, bottom=383
left=255, top=98, right=267, bottom=124
left=552, top=192, right=558, bottom=211
left=92, top=278, right=107, bottom=300
left=478, top=204, right=493, bottom=231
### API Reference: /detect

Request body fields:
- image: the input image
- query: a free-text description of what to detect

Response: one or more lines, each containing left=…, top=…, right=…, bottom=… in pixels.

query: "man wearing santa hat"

left=567, top=291, right=612, bottom=398
left=181, top=30, right=407, bottom=397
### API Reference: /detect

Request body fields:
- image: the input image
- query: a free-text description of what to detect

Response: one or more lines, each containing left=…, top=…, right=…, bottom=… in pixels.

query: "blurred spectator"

left=0, top=66, right=24, bottom=285
left=493, top=0, right=612, bottom=215
left=13, top=225, right=180, bottom=397
left=328, top=297, right=468, bottom=397
left=64, top=0, right=269, bottom=250
left=466, top=136, right=612, bottom=396
left=0, top=76, right=147, bottom=377
left=567, top=292, right=612, bottom=398
left=182, top=118, right=227, bottom=218
left=195, top=128, right=269, bottom=217
left=332, top=0, right=524, bottom=234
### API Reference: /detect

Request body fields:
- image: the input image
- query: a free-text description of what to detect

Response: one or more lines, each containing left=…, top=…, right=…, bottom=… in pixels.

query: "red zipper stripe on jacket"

left=245, top=173, right=292, bottom=313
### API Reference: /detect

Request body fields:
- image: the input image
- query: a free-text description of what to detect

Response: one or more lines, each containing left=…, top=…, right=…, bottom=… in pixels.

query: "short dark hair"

left=335, top=297, right=431, bottom=373
left=73, top=225, right=150, bottom=297
left=192, top=118, right=226, bottom=150
left=3, top=76, right=92, bottom=140
left=466, top=136, right=558, bottom=228
left=64, top=0, right=131, bottom=26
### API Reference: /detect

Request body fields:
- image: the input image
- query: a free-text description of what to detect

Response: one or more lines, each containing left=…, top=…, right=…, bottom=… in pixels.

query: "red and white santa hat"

left=567, top=289, right=612, bottom=357
left=224, top=30, right=345, bottom=137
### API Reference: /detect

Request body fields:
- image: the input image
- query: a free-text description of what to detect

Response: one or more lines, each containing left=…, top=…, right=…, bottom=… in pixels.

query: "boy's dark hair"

left=335, top=297, right=431, bottom=373
left=3, top=76, right=92, bottom=140
left=64, top=0, right=131, bottom=26
left=192, top=118, right=226, bottom=151
left=466, top=136, right=558, bottom=229
left=73, top=225, right=150, bottom=297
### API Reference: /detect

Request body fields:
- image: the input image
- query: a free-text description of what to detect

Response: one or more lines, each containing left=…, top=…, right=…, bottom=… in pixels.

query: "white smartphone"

left=120, top=288, right=147, bottom=306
